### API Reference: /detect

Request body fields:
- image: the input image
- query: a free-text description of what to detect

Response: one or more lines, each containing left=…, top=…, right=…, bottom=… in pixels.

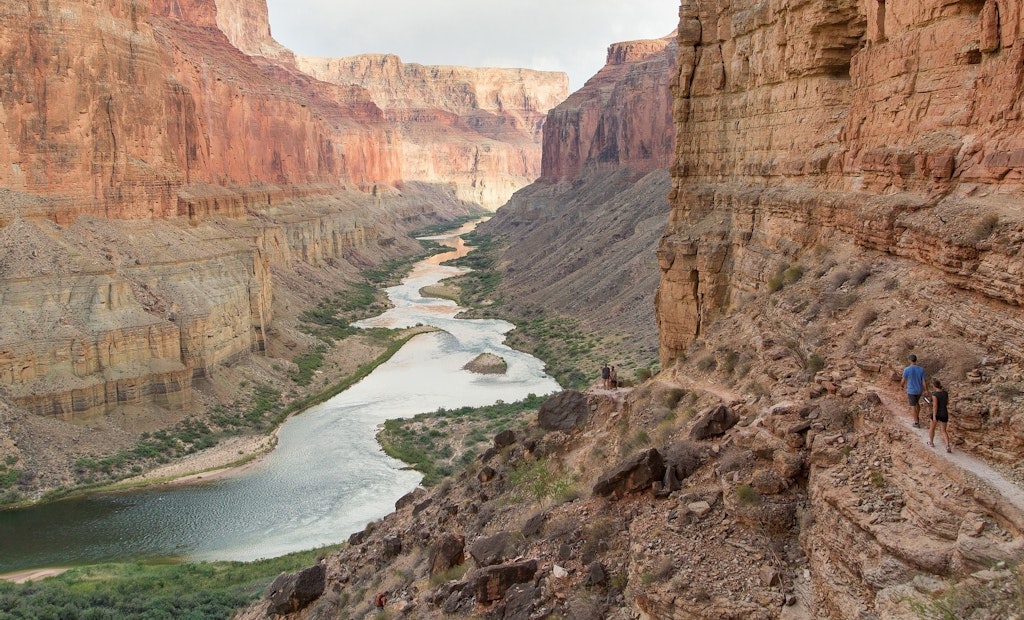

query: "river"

left=0, top=225, right=560, bottom=573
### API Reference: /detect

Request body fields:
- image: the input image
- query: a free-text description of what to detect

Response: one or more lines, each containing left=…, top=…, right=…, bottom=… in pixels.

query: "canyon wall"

left=480, top=34, right=678, bottom=353
left=658, top=0, right=1024, bottom=362
left=655, top=0, right=1024, bottom=616
left=296, top=54, right=569, bottom=210
left=540, top=34, right=677, bottom=182
left=0, top=0, right=518, bottom=423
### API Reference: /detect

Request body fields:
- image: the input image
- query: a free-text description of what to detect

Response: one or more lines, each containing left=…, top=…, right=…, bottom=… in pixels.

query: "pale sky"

left=265, top=0, right=680, bottom=91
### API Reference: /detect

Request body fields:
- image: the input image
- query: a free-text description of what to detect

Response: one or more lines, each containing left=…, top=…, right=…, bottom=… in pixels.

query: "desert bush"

left=806, top=353, right=826, bottom=375
left=971, top=213, right=1000, bottom=242
left=855, top=309, right=879, bottom=335
left=723, top=350, right=739, bottom=375
left=783, top=265, right=804, bottom=284
left=719, top=446, right=752, bottom=474
left=508, top=458, right=576, bottom=503
left=735, top=484, right=761, bottom=505
left=908, top=566, right=1024, bottom=620
left=850, top=264, right=872, bottom=286
left=829, top=269, right=851, bottom=290
left=429, top=562, right=469, bottom=587
left=660, top=387, right=687, bottom=409
left=696, top=355, right=717, bottom=371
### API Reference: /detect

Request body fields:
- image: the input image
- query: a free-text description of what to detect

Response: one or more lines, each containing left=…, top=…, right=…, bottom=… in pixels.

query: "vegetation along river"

left=0, top=226, right=560, bottom=573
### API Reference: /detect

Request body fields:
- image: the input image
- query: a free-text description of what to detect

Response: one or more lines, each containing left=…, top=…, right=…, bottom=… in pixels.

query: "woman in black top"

left=927, top=378, right=952, bottom=453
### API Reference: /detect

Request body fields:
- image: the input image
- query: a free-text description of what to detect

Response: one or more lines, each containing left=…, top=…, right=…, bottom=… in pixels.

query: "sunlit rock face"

left=657, top=0, right=1024, bottom=365
left=481, top=33, right=678, bottom=353
left=652, top=2, right=1024, bottom=616
left=296, top=54, right=570, bottom=210
left=0, top=0, right=485, bottom=419
left=540, top=34, right=677, bottom=182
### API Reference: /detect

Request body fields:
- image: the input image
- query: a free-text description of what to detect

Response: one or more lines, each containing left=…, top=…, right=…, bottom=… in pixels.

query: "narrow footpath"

left=873, top=387, right=1024, bottom=531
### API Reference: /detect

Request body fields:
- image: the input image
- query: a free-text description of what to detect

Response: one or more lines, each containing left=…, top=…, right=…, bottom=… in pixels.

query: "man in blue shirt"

left=901, top=354, right=927, bottom=427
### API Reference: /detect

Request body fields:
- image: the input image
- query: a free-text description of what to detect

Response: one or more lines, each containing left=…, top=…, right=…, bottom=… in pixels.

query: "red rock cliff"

left=296, top=54, right=569, bottom=209
left=540, top=34, right=677, bottom=182
left=0, top=0, right=403, bottom=222
left=0, top=0, right=485, bottom=421
left=659, top=0, right=1024, bottom=364
left=654, top=0, right=1024, bottom=616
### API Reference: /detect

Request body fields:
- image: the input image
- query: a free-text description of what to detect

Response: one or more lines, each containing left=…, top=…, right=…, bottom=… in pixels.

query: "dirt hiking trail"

left=873, top=387, right=1024, bottom=531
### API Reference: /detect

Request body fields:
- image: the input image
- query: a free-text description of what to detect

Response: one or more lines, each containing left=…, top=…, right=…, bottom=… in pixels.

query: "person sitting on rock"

left=374, top=591, right=387, bottom=609
left=927, top=378, right=952, bottom=453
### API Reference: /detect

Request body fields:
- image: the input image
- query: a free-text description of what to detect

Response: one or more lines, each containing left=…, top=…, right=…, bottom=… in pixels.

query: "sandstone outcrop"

left=295, top=54, right=569, bottom=210
left=657, top=0, right=1024, bottom=364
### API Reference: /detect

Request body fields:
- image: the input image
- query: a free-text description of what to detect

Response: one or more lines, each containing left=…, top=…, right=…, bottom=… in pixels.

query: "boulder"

left=585, top=561, right=608, bottom=587
left=478, top=465, right=497, bottom=483
left=429, top=533, right=466, bottom=576
left=750, top=468, right=787, bottom=495
left=413, top=497, right=434, bottom=516
left=265, top=564, right=326, bottom=616
left=538, top=390, right=590, bottom=431
left=500, top=583, right=538, bottom=620
left=464, top=352, right=508, bottom=374
left=470, top=531, right=510, bottom=567
left=473, top=560, right=539, bottom=603
left=689, top=404, right=740, bottom=440
left=521, top=511, right=547, bottom=537
left=395, top=487, right=424, bottom=510
left=381, top=536, right=402, bottom=559
left=593, top=448, right=666, bottom=497
left=494, top=429, right=517, bottom=448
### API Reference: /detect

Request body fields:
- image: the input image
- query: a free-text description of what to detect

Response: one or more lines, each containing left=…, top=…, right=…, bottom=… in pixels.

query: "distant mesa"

left=464, top=353, right=508, bottom=375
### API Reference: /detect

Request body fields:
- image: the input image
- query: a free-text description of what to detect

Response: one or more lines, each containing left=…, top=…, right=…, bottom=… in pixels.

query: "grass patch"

left=507, top=458, right=577, bottom=504
left=0, top=546, right=338, bottom=619
left=735, top=484, right=761, bottom=505
left=378, top=395, right=546, bottom=486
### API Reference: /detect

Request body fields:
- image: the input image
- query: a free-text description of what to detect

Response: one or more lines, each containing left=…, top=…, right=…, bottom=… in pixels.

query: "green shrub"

left=735, top=484, right=761, bottom=505
left=806, top=354, right=826, bottom=375
left=783, top=265, right=804, bottom=284
left=508, top=459, right=576, bottom=503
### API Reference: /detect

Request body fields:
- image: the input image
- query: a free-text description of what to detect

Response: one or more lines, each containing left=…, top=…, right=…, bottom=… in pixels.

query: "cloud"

left=266, top=0, right=679, bottom=90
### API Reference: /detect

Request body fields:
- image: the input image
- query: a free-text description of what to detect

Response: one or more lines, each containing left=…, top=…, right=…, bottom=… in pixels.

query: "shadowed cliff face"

left=296, top=54, right=569, bottom=210
left=481, top=34, right=678, bottom=357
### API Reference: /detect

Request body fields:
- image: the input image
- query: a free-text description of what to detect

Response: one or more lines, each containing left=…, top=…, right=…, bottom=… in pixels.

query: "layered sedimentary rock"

left=655, top=0, right=1024, bottom=616
left=540, top=34, right=677, bottom=182
left=296, top=54, right=569, bottom=209
left=0, top=0, right=502, bottom=421
left=482, top=35, right=677, bottom=348
left=657, top=0, right=1024, bottom=364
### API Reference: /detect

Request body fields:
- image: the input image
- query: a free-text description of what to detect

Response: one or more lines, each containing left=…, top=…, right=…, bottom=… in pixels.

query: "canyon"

left=0, top=0, right=564, bottom=494
left=3, top=0, right=1024, bottom=618
left=241, top=0, right=1024, bottom=618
